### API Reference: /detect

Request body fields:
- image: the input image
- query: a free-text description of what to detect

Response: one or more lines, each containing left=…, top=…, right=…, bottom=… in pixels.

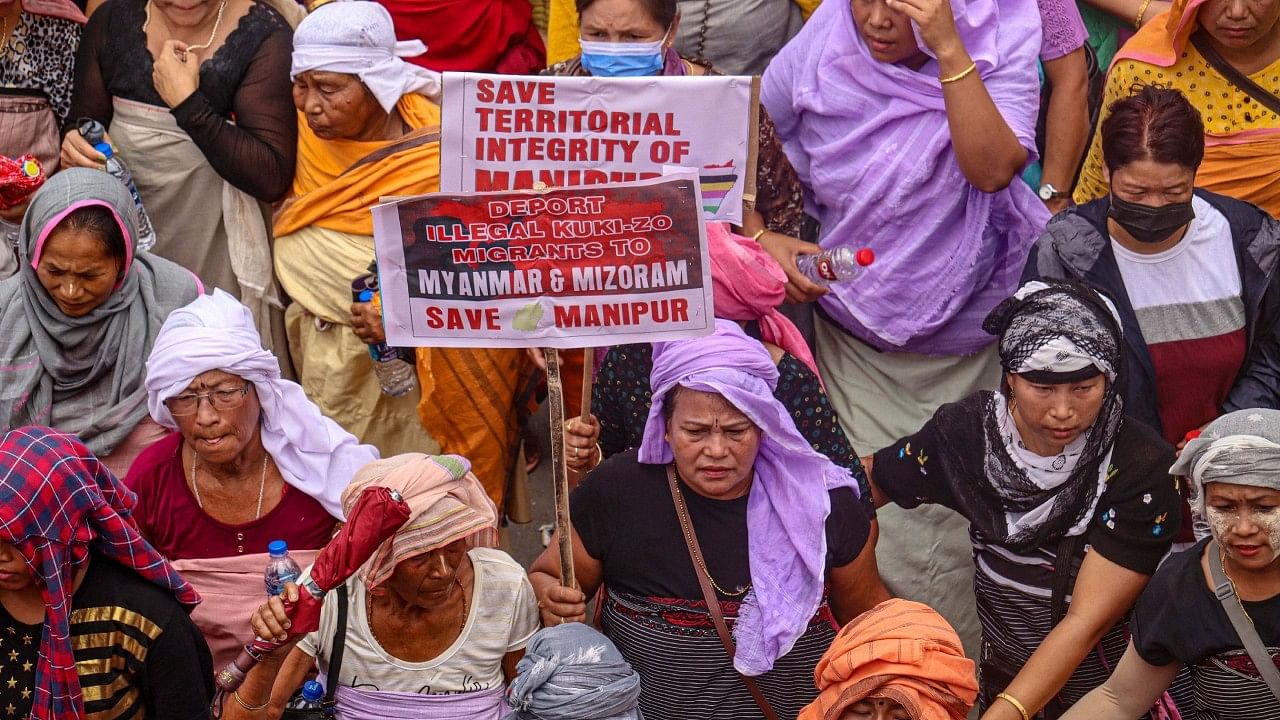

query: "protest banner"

left=372, top=174, right=713, bottom=587
left=371, top=173, right=715, bottom=350
left=440, top=72, right=752, bottom=224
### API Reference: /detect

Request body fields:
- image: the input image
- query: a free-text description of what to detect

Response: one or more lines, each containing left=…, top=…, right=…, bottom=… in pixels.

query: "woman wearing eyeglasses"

left=123, top=289, right=377, bottom=669
left=0, top=168, right=201, bottom=479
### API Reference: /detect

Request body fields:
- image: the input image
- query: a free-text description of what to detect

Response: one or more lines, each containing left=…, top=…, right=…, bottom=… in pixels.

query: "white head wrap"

left=144, top=290, right=379, bottom=520
left=290, top=0, right=442, bottom=112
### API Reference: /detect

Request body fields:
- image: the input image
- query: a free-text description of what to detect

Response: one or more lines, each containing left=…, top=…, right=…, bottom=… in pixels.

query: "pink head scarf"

left=707, top=222, right=820, bottom=378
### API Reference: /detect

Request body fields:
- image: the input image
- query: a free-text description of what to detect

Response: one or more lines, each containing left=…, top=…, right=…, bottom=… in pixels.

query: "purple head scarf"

left=760, top=0, right=1049, bottom=355
left=638, top=320, right=857, bottom=676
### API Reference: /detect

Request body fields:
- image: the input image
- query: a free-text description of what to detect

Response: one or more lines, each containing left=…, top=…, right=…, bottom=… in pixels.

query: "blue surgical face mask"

left=579, top=30, right=669, bottom=77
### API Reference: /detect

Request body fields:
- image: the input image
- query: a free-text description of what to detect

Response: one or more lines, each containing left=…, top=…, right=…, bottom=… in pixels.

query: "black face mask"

left=1108, top=194, right=1195, bottom=244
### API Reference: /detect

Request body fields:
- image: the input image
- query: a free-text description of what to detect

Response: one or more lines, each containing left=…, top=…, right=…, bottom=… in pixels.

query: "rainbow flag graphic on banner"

left=699, top=161, right=738, bottom=216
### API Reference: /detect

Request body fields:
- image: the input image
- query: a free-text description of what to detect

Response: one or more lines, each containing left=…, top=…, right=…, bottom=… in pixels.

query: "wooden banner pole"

left=542, top=348, right=576, bottom=588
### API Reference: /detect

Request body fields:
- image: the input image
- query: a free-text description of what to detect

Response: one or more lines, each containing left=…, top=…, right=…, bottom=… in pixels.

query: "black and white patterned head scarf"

left=976, top=280, right=1126, bottom=548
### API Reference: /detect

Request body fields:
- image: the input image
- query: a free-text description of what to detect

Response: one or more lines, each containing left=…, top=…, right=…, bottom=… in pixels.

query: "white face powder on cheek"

left=1204, top=506, right=1237, bottom=543
left=1205, top=504, right=1280, bottom=553
left=1253, top=507, right=1280, bottom=552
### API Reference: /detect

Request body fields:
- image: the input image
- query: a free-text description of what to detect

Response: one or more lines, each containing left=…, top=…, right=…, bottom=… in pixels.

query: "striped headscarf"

left=799, top=600, right=977, bottom=720
left=505, top=623, right=643, bottom=720
left=0, top=426, right=199, bottom=720
left=340, top=453, right=498, bottom=589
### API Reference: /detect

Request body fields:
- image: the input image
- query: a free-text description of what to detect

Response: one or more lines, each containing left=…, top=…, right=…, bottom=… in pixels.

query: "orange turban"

left=799, top=600, right=978, bottom=720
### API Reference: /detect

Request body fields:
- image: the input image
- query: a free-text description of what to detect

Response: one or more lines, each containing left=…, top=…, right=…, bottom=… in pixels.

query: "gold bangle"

left=940, top=62, right=978, bottom=84
left=751, top=228, right=768, bottom=242
left=995, top=692, right=1030, bottom=720
left=1134, top=0, right=1153, bottom=27
left=232, top=691, right=269, bottom=712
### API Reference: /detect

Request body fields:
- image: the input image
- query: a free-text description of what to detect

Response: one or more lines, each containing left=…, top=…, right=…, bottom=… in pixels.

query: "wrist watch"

left=1039, top=183, right=1070, bottom=201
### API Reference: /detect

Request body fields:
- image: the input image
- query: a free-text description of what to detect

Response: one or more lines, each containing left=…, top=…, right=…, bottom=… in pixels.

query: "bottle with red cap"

left=795, top=247, right=875, bottom=285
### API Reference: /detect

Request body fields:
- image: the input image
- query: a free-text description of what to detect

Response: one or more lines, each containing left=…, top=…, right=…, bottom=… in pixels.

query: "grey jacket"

left=1023, top=189, right=1280, bottom=439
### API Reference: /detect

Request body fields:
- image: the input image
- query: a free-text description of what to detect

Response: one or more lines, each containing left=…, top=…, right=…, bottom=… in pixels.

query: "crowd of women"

left=1, top=0, right=1279, bottom=716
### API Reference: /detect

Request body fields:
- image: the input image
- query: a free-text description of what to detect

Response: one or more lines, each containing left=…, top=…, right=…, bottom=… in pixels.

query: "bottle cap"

left=855, top=248, right=875, bottom=267
left=301, top=680, right=324, bottom=702
left=267, top=540, right=288, bottom=556
left=357, top=289, right=373, bottom=303
left=78, top=119, right=106, bottom=145
left=93, top=143, right=114, bottom=159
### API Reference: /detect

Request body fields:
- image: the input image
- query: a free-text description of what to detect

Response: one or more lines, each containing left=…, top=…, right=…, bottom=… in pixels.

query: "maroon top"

left=124, top=432, right=338, bottom=560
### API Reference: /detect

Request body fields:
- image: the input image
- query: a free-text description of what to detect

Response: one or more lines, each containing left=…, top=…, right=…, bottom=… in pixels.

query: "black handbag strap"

left=322, top=584, right=349, bottom=710
left=666, top=465, right=780, bottom=720
left=1050, top=534, right=1087, bottom=625
left=1207, top=539, right=1280, bottom=701
left=1190, top=29, right=1280, bottom=116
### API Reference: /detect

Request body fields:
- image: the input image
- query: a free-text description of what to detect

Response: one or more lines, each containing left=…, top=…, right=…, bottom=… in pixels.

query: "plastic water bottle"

left=297, top=680, right=324, bottom=709
left=77, top=120, right=158, bottom=252
left=351, top=275, right=416, bottom=397
left=796, top=247, right=875, bottom=285
left=264, top=540, right=302, bottom=597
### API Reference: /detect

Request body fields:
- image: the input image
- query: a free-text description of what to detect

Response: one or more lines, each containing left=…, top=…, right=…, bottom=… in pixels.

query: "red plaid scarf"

left=0, top=426, right=200, bottom=720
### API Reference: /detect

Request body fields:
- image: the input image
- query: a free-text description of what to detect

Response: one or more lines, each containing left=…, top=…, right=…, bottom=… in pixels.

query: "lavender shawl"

left=638, top=320, right=857, bottom=676
left=761, top=0, right=1049, bottom=355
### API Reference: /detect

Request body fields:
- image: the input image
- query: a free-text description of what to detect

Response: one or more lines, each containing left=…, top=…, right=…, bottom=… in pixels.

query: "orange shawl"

left=1109, top=0, right=1280, bottom=216
left=1111, top=0, right=1202, bottom=68
left=798, top=600, right=977, bottom=720
left=274, top=93, right=441, bottom=238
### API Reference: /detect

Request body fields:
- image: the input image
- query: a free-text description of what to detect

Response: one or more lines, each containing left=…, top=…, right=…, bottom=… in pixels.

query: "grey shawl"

left=0, top=168, right=200, bottom=456
left=505, top=623, right=644, bottom=720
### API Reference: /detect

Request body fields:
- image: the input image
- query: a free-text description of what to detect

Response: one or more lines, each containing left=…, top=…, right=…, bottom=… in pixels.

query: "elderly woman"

left=232, top=453, right=540, bottom=718
left=124, top=289, right=375, bottom=668
left=0, top=426, right=211, bottom=719
left=62, top=0, right=299, bottom=343
left=0, top=168, right=200, bottom=479
left=1025, top=85, right=1280, bottom=547
left=504, top=623, right=643, bottom=720
left=282, top=1, right=530, bottom=509
left=759, top=0, right=1050, bottom=658
left=799, top=599, right=978, bottom=720
left=562, top=223, right=873, bottom=517
left=1062, top=408, right=1280, bottom=718
left=1073, top=0, right=1280, bottom=216
left=533, top=320, right=887, bottom=719
left=864, top=281, right=1182, bottom=719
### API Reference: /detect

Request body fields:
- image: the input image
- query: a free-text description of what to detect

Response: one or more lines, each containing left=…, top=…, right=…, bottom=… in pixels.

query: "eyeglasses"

left=165, top=383, right=251, bottom=416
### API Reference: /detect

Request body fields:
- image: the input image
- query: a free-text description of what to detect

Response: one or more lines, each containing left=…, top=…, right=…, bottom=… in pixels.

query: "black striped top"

left=0, top=554, right=213, bottom=719
left=572, top=451, right=872, bottom=719
left=1133, top=539, right=1280, bottom=720
left=873, top=401, right=1182, bottom=714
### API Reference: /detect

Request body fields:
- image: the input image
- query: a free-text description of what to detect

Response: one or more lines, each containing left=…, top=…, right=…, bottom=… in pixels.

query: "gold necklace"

left=1, top=8, right=14, bottom=54
left=190, top=452, right=267, bottom=520
left=367, top=581, right=469, bottom=650
left=144, top=0, right=229, bottom=56
left=1219, top=546, right=1259, bottom=630
left=671, top=475, right=750, bottom=598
